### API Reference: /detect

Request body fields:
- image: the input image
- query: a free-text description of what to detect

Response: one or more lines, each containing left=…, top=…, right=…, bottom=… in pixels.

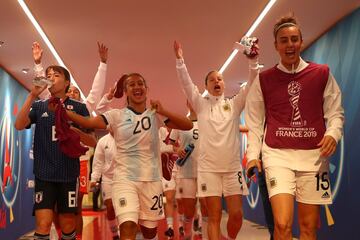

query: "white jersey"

left=170, top=121, right=199, bottom=178
left=176, top=58, right=257, bottom=172
left=91, top=133, right=116, bottom=183
left=102, top=107, right=165, bottom=181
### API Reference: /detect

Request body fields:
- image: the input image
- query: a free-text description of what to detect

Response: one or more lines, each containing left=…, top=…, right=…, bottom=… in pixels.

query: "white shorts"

left=112, top=179, right=164, bottom=225
left=162, top=174, right=176, bottom=192
left=265, top=165, right=332, bottom=204
left=176, top=178, right=197, bottom=199
left=101, top=182, right=112, bottom=201
left=197, top=171, right=249, bottom=197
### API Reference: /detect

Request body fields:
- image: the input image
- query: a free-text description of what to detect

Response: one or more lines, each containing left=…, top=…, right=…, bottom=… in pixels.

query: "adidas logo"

left=41, top=112, right=49, bottom=117
left=126, top=118, right=131, bottom=122
left=322, top=191, right=330, bottom=199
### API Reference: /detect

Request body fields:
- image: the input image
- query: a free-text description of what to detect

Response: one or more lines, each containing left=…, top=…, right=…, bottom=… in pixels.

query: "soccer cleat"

left=165, top=227, right=175, bottom=239
left=161, top=152, right=175, bottom=181
left=193, top=217, right=200, bottom=231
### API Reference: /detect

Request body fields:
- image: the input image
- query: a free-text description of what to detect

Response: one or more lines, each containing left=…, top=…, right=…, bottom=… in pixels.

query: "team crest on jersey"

left=119, top=197, right=127, bottom=207
left=35, top=191, right=43, bottom=203
left=201, top=184, right=207, bottom=192
left=66, top=105, right=74, bottom=110
left=223, top=103, right=230, bottom=111
left=269, top=178, right=277, bottom=188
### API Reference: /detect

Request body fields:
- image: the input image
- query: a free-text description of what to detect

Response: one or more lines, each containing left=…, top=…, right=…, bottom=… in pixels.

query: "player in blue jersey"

left=15, top=64, right=93, bottom=240
left=63, top=73, right=193, bottom=240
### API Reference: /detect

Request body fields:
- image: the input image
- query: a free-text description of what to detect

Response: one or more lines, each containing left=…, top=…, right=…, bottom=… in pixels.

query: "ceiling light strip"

left=219, top=0, right=277, bottom=74
left=17, top=0, right=85, bottom=100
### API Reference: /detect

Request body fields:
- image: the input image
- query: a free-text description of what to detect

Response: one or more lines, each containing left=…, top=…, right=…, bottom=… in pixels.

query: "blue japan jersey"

left=28, top=97, right=89, bottom=182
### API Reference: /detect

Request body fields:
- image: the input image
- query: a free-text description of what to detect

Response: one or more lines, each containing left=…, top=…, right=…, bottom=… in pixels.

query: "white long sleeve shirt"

left=91, top=133, right=116, bottom=183
left=96, top=93, right=114, bottom=114
left=85, top=62, right=107, bottom=114
left=176, top=58, right=258, bottom=172
left=245, top=58, right=344, bottom=171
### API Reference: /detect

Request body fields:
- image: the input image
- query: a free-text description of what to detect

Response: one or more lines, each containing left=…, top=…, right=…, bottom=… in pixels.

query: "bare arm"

left=150, top=100, right=193, bottom=130
left=70, top=127, right=97, bottom=147
left=15, top=85, right=47, bottom=130
left=66, top=110, right=107, bottom=130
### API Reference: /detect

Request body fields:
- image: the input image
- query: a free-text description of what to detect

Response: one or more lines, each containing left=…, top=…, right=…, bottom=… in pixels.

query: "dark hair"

left=273, top=14, right=302, bottom=41
left=123, top=73, right=147, bottom=90
left=204, top=70, right=217, bottom=86
left=46, top=65, right=71, bottom=92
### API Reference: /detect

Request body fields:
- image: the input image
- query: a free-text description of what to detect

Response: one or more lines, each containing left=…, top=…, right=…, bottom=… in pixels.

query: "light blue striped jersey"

left=170, top=121, right=199, bottom=178
left=102, top=107, right=165, bottom=181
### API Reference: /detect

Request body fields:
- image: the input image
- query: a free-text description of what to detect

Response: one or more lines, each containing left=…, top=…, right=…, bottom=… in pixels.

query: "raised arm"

left=15, top=85, right=47, bottom=130
left=32, top=42, right=45, bottom=77
left=174, top=41, right=202, bottom=112
left=233, top=41, right=260, bottom=110
left=150, top=100, right=193, bottom=130
left=85, top=42, right=109, bottom=113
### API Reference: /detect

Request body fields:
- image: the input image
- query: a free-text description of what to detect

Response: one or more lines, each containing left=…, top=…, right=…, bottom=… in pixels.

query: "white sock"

left=166, top=217, right=174, bottom=229
left=178, top=214, right=184, bottom=227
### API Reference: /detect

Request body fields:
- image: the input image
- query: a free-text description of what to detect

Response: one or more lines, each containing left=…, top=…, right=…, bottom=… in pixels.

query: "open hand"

left=174, top=41, right=183, bottom=59
left=317, top=135, right=337, bottom=157
left=32, top=42, right=43, bottom=64
left=98, top=42, right=108, bottom=63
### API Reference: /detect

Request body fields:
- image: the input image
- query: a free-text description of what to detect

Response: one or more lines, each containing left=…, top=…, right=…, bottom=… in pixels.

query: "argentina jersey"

left=28, top=97, right=89, bottom=182
left=171, top=121, right=199, bottom=179
left=102, top=107, right=164, bottom=181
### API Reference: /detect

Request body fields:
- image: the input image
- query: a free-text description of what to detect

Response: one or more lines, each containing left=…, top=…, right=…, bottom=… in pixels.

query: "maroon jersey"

left=260, top=62, right=329, bottom=149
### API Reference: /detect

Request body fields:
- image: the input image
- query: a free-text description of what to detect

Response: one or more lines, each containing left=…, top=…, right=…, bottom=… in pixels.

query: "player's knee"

left=274, top=219, right=292, bottom=234
left=299, top=220, right=317, bottom=236
left=140, top=226, right=157, bottom=239
left=228, top=209, right=243, bottom=223
left=36, top=219, right=52, bottom=233
left=120, top=221, right=138, bottom=238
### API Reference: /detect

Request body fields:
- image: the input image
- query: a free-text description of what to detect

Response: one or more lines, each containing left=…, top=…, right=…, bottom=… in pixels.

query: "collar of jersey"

left=206, top=93, right=225, bottom=102
left=127, top=106, right=146, bottom=115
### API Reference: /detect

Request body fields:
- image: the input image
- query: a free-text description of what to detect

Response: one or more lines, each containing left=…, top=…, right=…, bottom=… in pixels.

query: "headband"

left=274, top=22, right=298, bottom=37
